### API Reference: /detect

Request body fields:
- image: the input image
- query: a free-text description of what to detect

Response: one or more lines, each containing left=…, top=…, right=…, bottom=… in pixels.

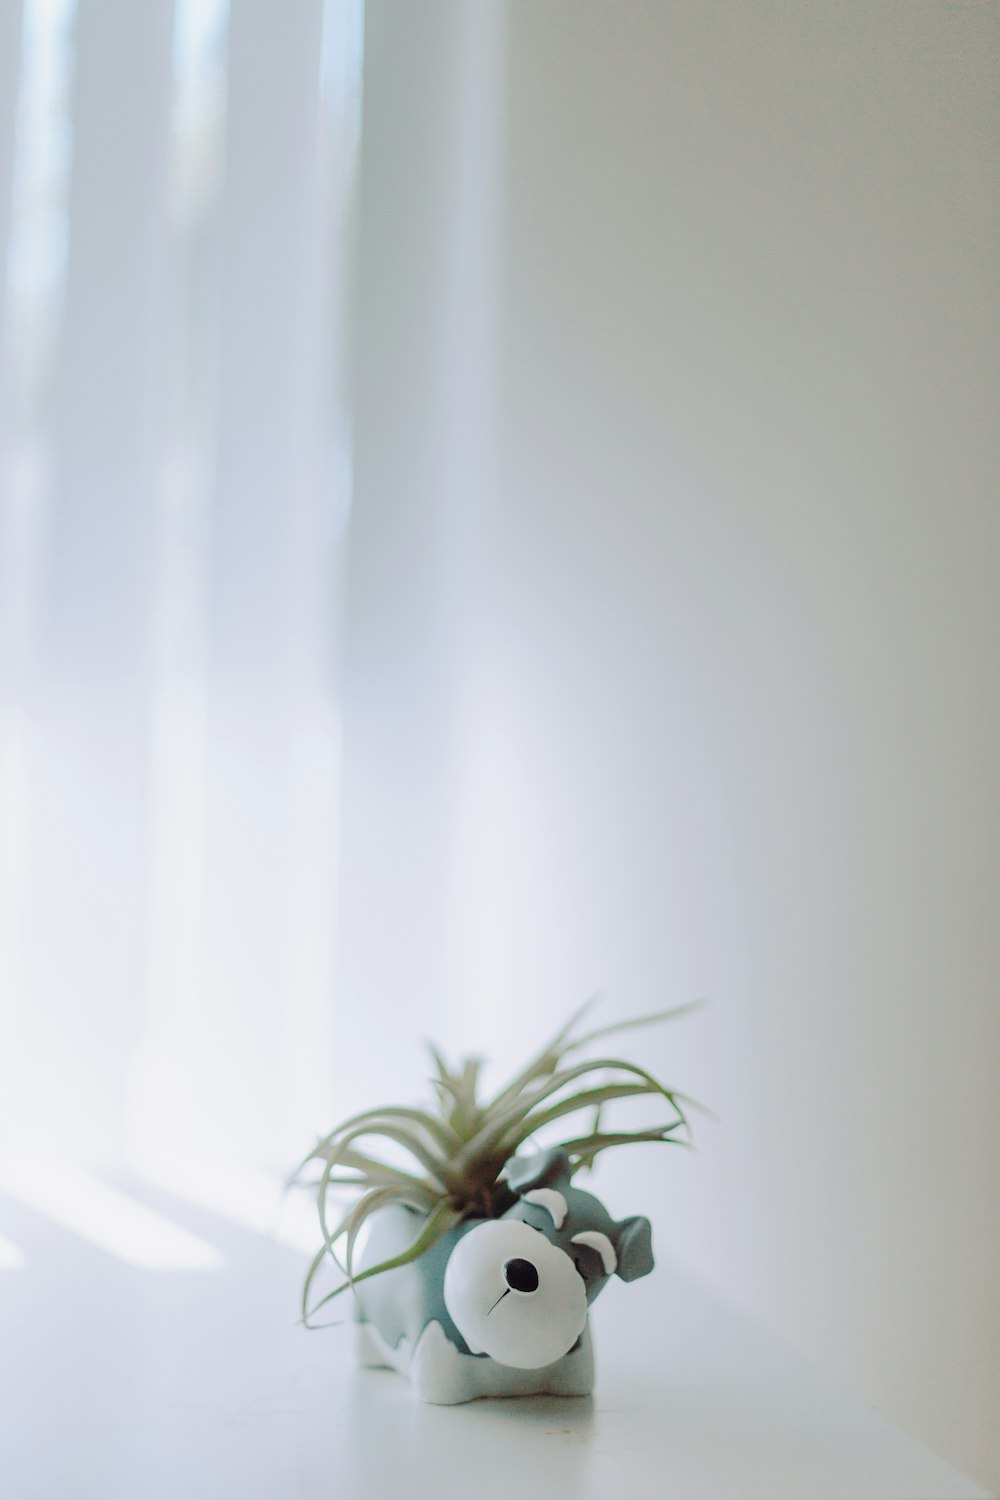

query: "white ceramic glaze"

left=357, top=1317, right=596, bottom=1404
left=521, top=1189, right=568, bottom=1228
left=571, top=1230, right=617, bottom=1276
left=443, top=1218, right=588, bottom=1369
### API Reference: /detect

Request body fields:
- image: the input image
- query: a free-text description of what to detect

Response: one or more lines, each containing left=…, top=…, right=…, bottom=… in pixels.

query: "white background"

left=0, top=2, right=997, bottom=1493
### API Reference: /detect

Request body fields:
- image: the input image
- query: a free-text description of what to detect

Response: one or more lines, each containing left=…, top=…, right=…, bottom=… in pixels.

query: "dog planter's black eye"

left=503, top=1257, right=539, bottom=1293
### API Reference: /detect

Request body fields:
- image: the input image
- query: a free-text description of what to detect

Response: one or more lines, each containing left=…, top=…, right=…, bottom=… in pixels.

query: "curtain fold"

left=0, top=0, right=362, bottom=1176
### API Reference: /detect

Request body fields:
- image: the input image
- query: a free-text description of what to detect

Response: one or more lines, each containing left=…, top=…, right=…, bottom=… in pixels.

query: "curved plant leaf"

left=305, top=1198, right=463, bottom=1322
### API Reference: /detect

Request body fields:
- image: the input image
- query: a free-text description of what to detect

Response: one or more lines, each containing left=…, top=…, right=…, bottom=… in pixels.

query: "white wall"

left=333, top=0, right=509, bottom=1104
left=340, top=2, right=1000, bottom=1487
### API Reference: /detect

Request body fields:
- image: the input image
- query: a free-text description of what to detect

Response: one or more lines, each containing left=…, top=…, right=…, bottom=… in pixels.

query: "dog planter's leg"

left=543, top=1321, right=595, bottom=1398
left=408, top=1319, right=595, bottom=1405
left=410, top=1321, right=481, bottom=1405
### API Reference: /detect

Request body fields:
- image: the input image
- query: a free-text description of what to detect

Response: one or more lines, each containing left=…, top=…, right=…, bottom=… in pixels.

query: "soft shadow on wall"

left=0, top=0, right=361, bottom=1203
left=335, top=2, right=1000, bottom=1492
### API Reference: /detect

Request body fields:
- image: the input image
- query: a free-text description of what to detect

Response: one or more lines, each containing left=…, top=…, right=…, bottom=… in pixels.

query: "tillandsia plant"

left=292, top=997, right=703, bottom=1332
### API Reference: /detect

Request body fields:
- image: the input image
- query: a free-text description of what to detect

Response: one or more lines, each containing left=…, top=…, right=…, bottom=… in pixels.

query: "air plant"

left=293, top=997, right=702, bottom=1328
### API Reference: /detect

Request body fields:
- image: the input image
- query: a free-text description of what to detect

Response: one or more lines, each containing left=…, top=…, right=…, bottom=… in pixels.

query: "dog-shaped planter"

left=354, top=1146, right=654, bottom=1404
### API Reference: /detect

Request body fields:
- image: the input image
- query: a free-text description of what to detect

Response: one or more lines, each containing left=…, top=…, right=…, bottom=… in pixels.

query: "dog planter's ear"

left=501, top=1146, right=573, bottom=1195
left=614, top=1215, right=654, bottom=1282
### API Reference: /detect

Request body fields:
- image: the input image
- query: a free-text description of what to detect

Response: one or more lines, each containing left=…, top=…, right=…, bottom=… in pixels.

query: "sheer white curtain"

left=0, top=0, right=362, bottom=1191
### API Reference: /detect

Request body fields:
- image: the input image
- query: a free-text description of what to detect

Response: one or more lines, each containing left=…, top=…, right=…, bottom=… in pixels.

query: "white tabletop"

left=0, top=1172, right=991, bottom=1500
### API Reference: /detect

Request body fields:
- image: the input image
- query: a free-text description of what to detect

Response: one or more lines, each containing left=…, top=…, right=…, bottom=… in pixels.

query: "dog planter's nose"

left=444, top=1220, right=587, bottom=1369
left=503, top=1257, right=539, bottom=1293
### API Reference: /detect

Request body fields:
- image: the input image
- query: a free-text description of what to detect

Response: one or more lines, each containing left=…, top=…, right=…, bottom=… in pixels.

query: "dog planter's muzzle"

left=443, top=1218, right=588, bottom=1368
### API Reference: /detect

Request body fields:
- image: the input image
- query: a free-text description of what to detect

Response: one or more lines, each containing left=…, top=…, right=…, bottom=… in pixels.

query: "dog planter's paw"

left=353, top=1148, right=653, bottom=1403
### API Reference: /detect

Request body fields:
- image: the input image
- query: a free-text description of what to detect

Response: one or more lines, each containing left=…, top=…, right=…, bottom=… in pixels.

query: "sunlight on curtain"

left=0, top=0, right=362, bottom=1203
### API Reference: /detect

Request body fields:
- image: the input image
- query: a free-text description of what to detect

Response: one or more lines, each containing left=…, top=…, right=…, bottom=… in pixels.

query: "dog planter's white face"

left=443, top=1218, right=588, bottom=1368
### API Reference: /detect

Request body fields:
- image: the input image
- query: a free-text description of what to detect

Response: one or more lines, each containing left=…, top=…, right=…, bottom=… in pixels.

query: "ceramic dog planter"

left=297, top=1000, right=697, bottom=1402
left=353, top=1146, right=653, bottom=1404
